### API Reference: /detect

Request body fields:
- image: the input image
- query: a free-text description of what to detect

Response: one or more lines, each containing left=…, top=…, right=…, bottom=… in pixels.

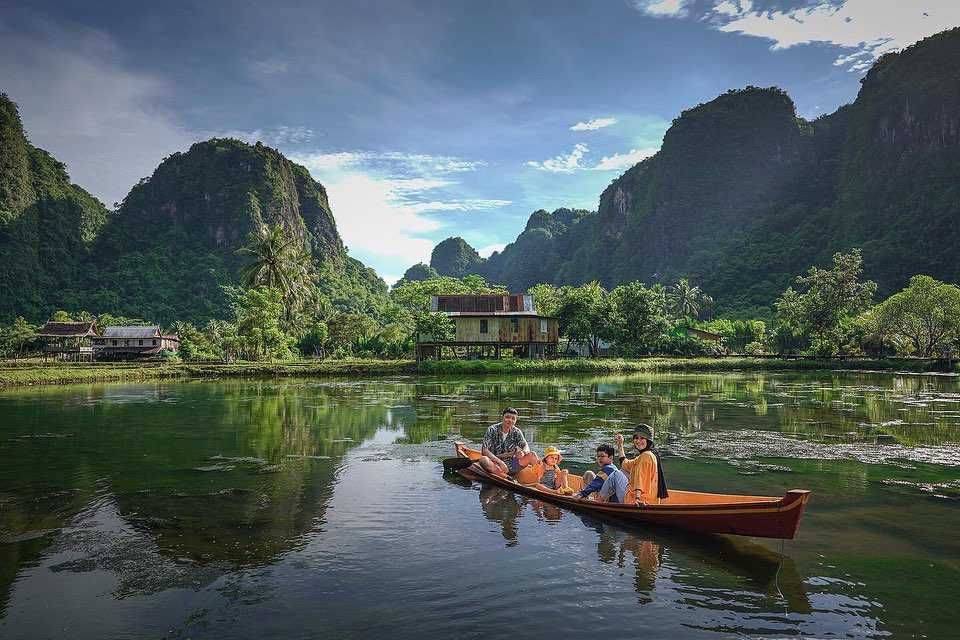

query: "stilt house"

left=416, top=294, right=559, bottom=361
left=36, top=321, right=97, bottom=361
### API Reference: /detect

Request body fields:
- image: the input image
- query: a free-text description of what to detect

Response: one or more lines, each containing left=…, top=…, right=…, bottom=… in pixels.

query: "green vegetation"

left=411, top=28, right=960, bottom=317
left=4, top=29, right=960, bottom=369
left=0, top=359, right=415, bottom=388
left=519, top=250, right=960, bottom=360
left=428, top=237, right=484, bottom=278
left=416, top=357, right=948, bottom=375
left=773, top=249, right=877, bottom=355
left=2, top=355, right=952, bottom=390
left=0, top=94, right=109, bottom=320
left=869, top=275, right=960, bottom=357
left=400, top=262, right=440, bottom=282
left=3, top=250, right=958, bottom=366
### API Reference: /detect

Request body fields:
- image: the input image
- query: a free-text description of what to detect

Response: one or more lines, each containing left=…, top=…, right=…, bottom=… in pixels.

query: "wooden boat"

left=448, top=444, right=811, bottom=540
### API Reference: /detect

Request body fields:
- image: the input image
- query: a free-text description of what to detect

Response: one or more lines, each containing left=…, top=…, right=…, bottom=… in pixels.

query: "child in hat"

left=515, top=446, right=573, bottom=494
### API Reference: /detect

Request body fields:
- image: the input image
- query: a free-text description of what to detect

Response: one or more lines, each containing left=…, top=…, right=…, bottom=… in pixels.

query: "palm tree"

left=668, top=278, right=709, bottom=319
left=237, top=225, right=308, bottom=290
left=236, top=224, right=314, bottom=327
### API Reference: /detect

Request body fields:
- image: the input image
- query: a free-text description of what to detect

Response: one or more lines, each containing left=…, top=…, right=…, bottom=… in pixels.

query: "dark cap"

left=632, top=424, right=654, bottom=441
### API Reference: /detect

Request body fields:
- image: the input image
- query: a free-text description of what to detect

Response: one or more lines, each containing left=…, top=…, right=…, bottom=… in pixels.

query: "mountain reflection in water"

left=0, top=372, right=957, bottom=639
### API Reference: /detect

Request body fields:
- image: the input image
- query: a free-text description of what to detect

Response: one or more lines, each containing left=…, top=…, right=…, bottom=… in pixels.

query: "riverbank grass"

left=0, top=356, right=953, bottom=389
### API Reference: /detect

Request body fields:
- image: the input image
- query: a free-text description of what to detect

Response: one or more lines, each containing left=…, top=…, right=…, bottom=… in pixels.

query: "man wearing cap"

left=615, top=424, right=669, bottom=506
left=479, top=407, right=532, bottom=476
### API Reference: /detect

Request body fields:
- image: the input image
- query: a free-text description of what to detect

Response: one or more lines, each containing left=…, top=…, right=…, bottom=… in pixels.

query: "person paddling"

left=615, top=424, right=669, bottom=506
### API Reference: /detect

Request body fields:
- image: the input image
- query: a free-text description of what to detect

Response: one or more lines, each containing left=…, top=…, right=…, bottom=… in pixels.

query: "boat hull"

left=450, top=445, right=811, bottom=539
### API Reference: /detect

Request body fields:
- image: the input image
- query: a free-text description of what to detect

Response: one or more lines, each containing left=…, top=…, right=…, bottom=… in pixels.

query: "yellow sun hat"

left=543, top=446, right=563, bottom=463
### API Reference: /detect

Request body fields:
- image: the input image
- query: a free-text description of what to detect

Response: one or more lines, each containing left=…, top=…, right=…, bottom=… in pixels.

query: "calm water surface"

left=1, top=372, right=958, bottom=639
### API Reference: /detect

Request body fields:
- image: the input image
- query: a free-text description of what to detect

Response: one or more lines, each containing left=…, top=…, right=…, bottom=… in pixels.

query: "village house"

left=36, top=320, right=98, bottom=361
left=92, top=326, right=180, bottom=360
left=416, top=294, right=559, bottom=361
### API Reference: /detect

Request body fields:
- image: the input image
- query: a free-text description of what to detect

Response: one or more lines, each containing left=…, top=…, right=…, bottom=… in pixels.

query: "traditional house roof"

left=102, top=326, right=163, bottom=339
left=37, top=321, right=97, bottom=338
left=431, top=294, right=536, bottom=314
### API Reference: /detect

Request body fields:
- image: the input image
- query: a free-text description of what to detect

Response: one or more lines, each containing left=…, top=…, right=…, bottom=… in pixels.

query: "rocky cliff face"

left=412, top=28, right=960, bottom=315
left=101, top=138, right=343, bottom=263
left=594, top=86, right=815, bottom=288
left=830, top=28, right=960, bottom=288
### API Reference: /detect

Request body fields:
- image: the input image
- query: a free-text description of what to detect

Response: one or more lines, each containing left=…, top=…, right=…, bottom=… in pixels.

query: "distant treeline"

left=2, top=248, right=958, bottom=362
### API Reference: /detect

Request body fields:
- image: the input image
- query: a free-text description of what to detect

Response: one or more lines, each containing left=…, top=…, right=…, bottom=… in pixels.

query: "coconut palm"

left=237, top=225, right=308, bottom=290
left=668, top=278, right=710, bottom=319
left=237, top=224, right=314, bottom=328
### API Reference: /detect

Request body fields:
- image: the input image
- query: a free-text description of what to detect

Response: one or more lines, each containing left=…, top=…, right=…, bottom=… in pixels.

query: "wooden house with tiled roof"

left=92, top=326, right=180, bottom=360
left=37, top=320, right=97, bottom=361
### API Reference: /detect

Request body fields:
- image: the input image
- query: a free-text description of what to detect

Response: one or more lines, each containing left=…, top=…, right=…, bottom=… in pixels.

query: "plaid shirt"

left=482, top=422, right=528, bottom=458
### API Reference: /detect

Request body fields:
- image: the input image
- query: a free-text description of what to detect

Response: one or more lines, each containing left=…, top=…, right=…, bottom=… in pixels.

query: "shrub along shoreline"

left=0, top=356, right=954, bottom=389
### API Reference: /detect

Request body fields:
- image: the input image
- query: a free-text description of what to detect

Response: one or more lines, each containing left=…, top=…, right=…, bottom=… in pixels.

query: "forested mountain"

left=0, top=94, right=110, bottom=319
left=0, top=100, right=387, bottom=324
left=88, top=138, right=386, bottom=323
left=414, top=28, right=960, bottom=316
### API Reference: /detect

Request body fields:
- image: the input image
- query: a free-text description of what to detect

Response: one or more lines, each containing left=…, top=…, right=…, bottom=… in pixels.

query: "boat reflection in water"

left=468, top=484, right=812, bottom=617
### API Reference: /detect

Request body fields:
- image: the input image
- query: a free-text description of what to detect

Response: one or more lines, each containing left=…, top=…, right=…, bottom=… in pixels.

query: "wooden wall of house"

left=452, top=316, right=558, bottom=343
left=454, top=317, right=500, bottom=342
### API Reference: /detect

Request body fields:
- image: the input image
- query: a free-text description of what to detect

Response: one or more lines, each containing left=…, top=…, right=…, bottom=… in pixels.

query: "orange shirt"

left=621, top=450, right=659, bottom=504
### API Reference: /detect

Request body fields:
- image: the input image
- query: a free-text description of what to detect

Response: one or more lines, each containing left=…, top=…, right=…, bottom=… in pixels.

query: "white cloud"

left=527, top=143, right=659, bottom=173
left=405, top=199, right=512, bottom=214
left=215, top=125, right=316, bottom=146
left=382, top=274, right=403, bottom=288
left=707, top=0, right=960, bottom=72
left=712, top=0, right=749, bottom=18
left=288, top=151, right=364, bottom=172
left=292, top=150, right=506, bottom=270
left=591, top=147, right=659, bottom=171
left=282, top=151, right=485, bottom=174
left=477, top=243, right=506, bottom=258
left=526, top=143, right=590, bottom=173
left=632, top=0, right=693, bottom=18
left=311, top=170, right=441, bottom=263
left=570, top=117, right=618, bottom=131
left=372, top=153, right=487, bottom=173
left=0, top=17, right=195, bottom=207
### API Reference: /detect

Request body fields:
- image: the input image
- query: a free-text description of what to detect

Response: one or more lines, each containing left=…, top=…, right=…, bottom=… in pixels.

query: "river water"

left=1, top=372, right=958, bottom=639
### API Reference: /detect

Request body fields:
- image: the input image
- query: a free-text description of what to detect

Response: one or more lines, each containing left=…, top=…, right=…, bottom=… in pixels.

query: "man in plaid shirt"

left=480, top=407, right=531, bottom=476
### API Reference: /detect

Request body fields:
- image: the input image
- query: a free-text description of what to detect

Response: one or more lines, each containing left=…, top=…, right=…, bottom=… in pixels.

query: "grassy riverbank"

left=0, top=356, right=954, bottom=389
left=416, top=356, right=956, bottom=375
left=0, top=359, right=415, bottom=388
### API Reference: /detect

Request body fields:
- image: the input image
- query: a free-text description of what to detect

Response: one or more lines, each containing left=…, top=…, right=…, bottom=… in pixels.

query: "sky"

left=2, top=0, right=958, bottom=284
